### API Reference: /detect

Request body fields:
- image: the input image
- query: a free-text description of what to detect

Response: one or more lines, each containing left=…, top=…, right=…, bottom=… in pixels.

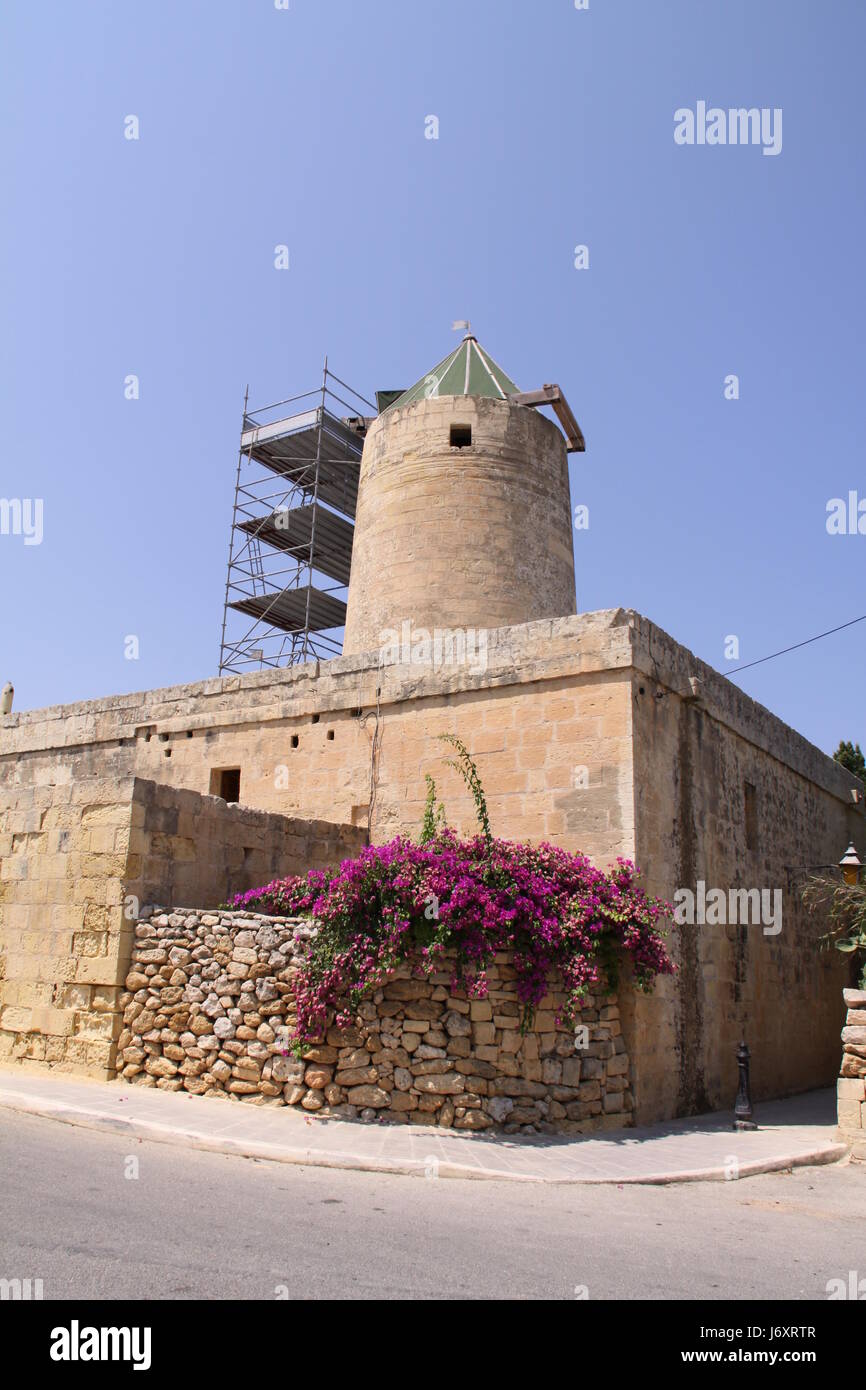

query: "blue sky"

left=1, top=0, right=863, bottom=756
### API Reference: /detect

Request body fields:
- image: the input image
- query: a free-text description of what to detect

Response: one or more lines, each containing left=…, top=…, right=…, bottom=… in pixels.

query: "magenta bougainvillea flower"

left=230, top=830, right=676, bottom=1044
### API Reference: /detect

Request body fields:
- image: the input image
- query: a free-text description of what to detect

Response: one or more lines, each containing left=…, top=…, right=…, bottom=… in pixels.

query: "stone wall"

left=0, top=776, right=137, bottom=1080
left=837, top=987, right=866, bottom=1161
left=117, top=905, right=633, bottom=1134
left=0, top=776, right=364, bottom=1079
left=626, top=616, right=857, bottom=1122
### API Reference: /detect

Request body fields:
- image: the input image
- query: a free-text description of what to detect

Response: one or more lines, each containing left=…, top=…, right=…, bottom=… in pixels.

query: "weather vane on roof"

left=452, top=319, right=473, bottom=339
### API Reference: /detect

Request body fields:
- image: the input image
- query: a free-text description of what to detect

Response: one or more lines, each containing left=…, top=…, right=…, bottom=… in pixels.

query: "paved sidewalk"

left=0, top=1069, right=848, bottom=1185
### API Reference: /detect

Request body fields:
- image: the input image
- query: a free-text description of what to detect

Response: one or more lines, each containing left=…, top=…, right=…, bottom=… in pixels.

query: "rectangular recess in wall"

left=210, top=767, right=241, bottom=804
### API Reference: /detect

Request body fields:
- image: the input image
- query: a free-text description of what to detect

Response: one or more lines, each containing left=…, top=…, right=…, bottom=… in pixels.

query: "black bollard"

left=733, top=1039, right=758, bottom=1130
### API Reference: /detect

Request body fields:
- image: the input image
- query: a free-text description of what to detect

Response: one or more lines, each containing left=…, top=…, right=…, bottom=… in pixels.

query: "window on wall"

left=744, top=782, right=758, bottom=852
left=210, top=768, right=241, bottom=804
left=450, top=424, right=472, bottom=448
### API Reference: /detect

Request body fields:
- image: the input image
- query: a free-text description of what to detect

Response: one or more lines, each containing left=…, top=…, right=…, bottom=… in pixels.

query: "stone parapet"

left=2, top=608, right=858, bottom=814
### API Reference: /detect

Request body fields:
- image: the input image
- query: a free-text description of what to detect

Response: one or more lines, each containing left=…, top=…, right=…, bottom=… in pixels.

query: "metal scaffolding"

left=218, top=360, right=374, bottom=675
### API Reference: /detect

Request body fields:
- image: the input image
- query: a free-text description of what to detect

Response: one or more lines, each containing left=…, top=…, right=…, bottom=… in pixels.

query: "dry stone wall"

left=837, top=987, right=866, bottom=1161
left=118, top=905, right=633, bottom=1134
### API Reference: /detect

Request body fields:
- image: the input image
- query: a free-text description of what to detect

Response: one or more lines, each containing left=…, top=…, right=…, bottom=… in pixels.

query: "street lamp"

left=839, top=842, right=862, bottom=887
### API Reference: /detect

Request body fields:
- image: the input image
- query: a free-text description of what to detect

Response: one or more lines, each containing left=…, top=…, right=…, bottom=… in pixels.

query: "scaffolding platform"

left=229, top=587, right=348, bottom=635
left=240, top=407, right=362, bottom=516
left=236, top=502, right=354, bottom=587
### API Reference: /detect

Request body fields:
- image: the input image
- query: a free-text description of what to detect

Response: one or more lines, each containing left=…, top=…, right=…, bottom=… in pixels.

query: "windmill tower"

left=342, top=332, right=584, bottom=656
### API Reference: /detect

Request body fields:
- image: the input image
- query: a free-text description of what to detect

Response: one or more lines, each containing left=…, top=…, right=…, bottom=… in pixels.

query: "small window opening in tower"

left=450, top=424, right=472, bottom=448
left=210, top=767, right=241, bottom=803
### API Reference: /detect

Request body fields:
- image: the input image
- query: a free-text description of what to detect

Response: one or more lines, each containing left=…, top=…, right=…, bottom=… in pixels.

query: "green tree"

left=833, top=741, right=866, bottom=781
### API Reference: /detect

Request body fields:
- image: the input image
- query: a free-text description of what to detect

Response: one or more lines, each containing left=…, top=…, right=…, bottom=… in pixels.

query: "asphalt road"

left=1, top=1110, right=864, bottom=1301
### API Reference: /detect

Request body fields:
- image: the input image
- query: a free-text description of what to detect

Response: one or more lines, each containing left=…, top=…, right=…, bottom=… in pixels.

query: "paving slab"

left=0, top=1069, right=848, bottom=1185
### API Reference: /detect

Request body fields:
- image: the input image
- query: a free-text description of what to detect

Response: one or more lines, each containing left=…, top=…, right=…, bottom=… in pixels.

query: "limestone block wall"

left=343, top=395, right=576, bottom=656
left=625, top=616, right=858, bottom=1123
left=118, top=906, right=632, bottom=1135
left=0, top=773, right=137, bottom=1079
left=0, top=774, right=364, bottom=1079
left=837, top=987, right=866, bottom=1161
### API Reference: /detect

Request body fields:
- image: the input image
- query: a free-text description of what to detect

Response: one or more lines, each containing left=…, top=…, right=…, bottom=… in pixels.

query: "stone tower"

left=342, top=335, right=577, bottom=656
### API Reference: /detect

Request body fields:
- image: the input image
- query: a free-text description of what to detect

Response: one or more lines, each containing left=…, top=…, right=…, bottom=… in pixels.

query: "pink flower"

left=232, top=830, right=675, bottom=1042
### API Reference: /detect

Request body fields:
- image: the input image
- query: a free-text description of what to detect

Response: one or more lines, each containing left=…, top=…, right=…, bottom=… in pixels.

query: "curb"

left=607, top=1144, right=849, bottom=1186
left=0, top=1087, right=850, bottom=1186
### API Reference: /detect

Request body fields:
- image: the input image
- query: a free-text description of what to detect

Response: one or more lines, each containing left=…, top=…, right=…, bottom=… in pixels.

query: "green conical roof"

left=387, top=335, right=520, bottom=410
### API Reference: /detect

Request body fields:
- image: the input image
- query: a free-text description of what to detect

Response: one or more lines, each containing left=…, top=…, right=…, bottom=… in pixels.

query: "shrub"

left=230, top=830, right=675, bottom=1044
left=803, top=873, right=866, bottom=989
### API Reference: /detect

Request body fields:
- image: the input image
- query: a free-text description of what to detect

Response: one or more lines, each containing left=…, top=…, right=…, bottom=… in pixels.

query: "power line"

left=726, top=614, right=866, bottom=676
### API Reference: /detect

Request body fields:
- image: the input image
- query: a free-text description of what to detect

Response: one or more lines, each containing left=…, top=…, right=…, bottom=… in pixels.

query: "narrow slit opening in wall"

left=291, top=735, right=299, bottom=749
left=327, top=729, right=335, bottom=741
left=744, top=781, right=758, bottom=852
left=210, top=767, right=241, bottom=803
left=450, top=424, right=472, bottom=448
